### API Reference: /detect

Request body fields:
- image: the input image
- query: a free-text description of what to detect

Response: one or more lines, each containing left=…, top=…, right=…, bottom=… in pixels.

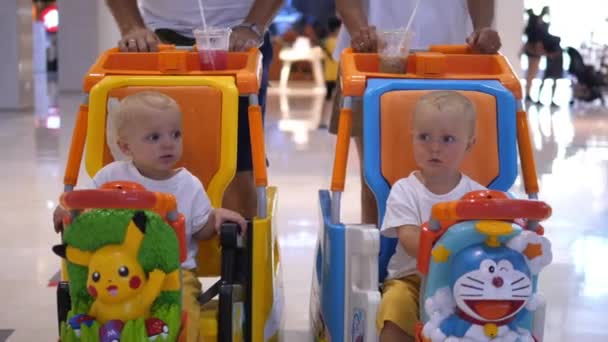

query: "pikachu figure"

left=54, top=211, right=167, bottom=324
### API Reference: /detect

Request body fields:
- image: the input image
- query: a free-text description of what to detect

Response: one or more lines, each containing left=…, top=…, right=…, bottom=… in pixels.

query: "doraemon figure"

left=423, top=230, right=551, bottom=342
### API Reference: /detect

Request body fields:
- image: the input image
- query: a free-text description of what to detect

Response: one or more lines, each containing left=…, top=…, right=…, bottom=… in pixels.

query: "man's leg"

left=223, top=33, right=273, bottom=218
left=551, top=78, right=558, bottom=105
left=525, top=53, right=541, bottom=101
left=537, top=78, right=546, bottom=104
left=354, top=137, right=378, bottom=225
left=526, top=56, right=540, bottom=100
left=223, top=171, right=257, bottom=218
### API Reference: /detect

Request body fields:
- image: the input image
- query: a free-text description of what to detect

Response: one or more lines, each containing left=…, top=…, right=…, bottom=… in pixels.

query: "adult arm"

left=335, top=0, right=377, bottom=52
left=467, top=0, right=494, bottom=30
left=230, top=0, right=285, bottom=51
left=466, top=0, right=501, bottom=54
left=106, top=0, right=160, bottom=52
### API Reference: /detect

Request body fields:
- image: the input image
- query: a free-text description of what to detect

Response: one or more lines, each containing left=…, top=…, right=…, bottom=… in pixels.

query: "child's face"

left=117, top=107, right=183, bottom=179
left=412, top=108, right=474, bottom=178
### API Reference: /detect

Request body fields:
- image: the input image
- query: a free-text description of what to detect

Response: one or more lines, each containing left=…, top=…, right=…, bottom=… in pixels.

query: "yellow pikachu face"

left=54, top=211, right=150, bottom=304
left=85, top=212, right=148, bottom=304
left=86, top=245, right=147, bottom=304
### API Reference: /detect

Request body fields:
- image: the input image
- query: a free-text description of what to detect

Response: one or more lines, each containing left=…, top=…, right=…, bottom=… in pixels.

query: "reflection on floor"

left=0, top=74, right=607, bottom=341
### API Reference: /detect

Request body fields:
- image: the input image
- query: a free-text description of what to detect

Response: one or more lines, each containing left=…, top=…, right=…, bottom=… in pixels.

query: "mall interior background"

left=2, top=0, right=608, bottom=341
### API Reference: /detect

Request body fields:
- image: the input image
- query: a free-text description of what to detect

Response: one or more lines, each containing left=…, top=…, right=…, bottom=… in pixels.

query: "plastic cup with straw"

left=193, top=0, right=231, bottom=70
left=377, top=0, right=420, bottom=73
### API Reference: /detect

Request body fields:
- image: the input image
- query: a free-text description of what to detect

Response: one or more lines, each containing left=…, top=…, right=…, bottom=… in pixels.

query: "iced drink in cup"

left=378, top=29, right=413, bottom=74
left=193, top=27, right=231, bottom=70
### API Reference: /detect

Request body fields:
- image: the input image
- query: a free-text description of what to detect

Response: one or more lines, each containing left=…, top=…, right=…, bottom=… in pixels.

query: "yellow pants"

left=376, top=275, right=421, bottom=337
left=182, top=269, right=202, bottom=342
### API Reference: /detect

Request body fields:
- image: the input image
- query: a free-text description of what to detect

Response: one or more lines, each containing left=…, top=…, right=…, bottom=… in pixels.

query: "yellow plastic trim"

left=86, top=75, right=239, bottom=207
left=431, top=244, right=451, bottom=263
left=199, top=300, right=219, bottom=339
left=61, top=260, right=69, bottom=281
left=196, top=187, right=279, bottom=340
left=162, top=269, right=181, bottom=291
left=251, top=186, right=281, bottom=341
left=66, top=245, right=93, bottom=266
left=475, top=220, right=513, bottom=247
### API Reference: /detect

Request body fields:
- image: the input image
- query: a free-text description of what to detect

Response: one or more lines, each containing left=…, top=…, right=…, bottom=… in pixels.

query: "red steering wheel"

left=60, top=181, right=177, bottom=215
left=418, top=190, right=551, bottom=275
left=60, top=181, right=186, bottom=262
left=431, top=190, right=551, bottom=222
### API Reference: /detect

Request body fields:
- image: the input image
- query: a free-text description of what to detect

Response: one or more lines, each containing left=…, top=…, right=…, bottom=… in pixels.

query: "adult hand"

left=350, top=25, right=378, bottom=53
left=230, top=26, right=263, bottom=52
left=118, top=27, right=160, bottom=52
left=466, top=27, right=502, bottom=54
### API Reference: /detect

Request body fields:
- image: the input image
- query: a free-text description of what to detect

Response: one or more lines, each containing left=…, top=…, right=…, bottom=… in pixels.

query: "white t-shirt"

left=381, top=171, right=486, bottom=280
left=334, top=0, right=473, bottom=60
left=140, top=0, right=255, bottom=38
left=93, top=161, right=212, bottom=270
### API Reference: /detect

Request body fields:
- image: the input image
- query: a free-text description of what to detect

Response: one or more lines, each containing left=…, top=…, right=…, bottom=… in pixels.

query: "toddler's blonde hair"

left=413, top=90, right=477, bottom=135
left=106, top=91, right=182, bottom=160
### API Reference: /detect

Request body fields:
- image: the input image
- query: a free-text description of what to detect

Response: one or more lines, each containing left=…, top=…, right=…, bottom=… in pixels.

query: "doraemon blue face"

left=450, top=245, right=532, bottom=323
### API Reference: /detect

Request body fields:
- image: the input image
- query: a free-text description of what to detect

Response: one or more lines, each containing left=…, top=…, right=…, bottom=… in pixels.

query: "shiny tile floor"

left=0, top=75, right=607, bottom=341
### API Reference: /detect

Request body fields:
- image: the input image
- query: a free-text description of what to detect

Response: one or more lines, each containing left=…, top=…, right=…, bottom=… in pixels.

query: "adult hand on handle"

left=118, top=27, right=160, bottom=52
left=350, top=25, right=378, bottom=53
left=230, top=26, right=263, bottom=51
left=466, top=27, right=501, bottom=54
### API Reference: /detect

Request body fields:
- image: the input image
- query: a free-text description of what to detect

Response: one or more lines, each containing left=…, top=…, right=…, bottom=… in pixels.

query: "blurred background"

left=1, top=0, right=608, bottom=340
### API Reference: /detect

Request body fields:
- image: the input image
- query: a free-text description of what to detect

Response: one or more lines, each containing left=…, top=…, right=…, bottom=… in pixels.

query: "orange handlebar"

left=63, top=104, right=88, bottom=187
left=516, top=110, right=540, bottom=196
left=158, top=44, right=178, bottom=51
left=428, top=45, right=472, bottom=54
left=331, top=107, right=353, bottom=192
left=432, top=198, right=552, bottom=222
left=248, top=105, right=268, bottom=187
left=60, top=181, right=178, bottom=215
left=61, top=189, right=156, bottom=209
left=99, top=181, right=146, bottom=191
left=62, top=181, right=186, bottom=261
